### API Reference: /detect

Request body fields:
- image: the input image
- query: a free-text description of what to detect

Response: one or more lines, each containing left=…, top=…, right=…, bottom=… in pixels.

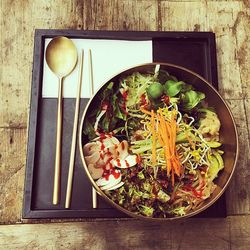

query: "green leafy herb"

left=181, top=90, right=205, bottom=110
left=83, top=119, right=96, bottom=140
left=147, top=82, right=164, bottom=99
left=163, top=80, right=185, bottom=97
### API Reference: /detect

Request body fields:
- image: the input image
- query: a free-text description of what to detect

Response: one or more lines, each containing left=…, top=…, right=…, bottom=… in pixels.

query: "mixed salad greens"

left=83, top=65, right=224, bottom=218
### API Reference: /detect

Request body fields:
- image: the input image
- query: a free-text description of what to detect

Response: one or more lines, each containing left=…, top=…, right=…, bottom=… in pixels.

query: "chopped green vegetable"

left=137, top=170, right=145, bottom=180
left=213, top=151, right=224, bottom=169
left=123, top=72, right=154, bottom=107
left=140, top=205, right=154, bottom=216
left=181, top=90, right=205, bottom=110
left=147, top=82, right=164, bottom=99
left=171, top=207, right=186, bottom=216
left=112, top=95, right=126, bottom=121
left=157, top=190, right=170, bottom=203
left=100, top=82, right=114, bottom=101
left=206, top=141, right=222, bottom=148
left=207, top=151, right=224, bottom=181
left=83, top=119, right=96, bottom=140
left=163, top=80, right=184, bottom=97
left=176, top=130, right=197, bottom=144
left=142, top=181, right=152, bottom=193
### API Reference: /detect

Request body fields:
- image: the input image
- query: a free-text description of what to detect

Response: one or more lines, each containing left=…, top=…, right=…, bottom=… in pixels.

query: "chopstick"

left=89, top=49, right=97, bottom=209
left=65, top=50, right=84, bottom=209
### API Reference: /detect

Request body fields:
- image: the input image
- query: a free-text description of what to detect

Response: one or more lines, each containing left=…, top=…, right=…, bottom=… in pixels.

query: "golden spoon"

left=46, top=36, right=78, bottom=205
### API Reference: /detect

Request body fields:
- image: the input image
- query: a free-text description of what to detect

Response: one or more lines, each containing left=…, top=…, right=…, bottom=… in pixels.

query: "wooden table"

left=0, top=0, right=249, bottom=249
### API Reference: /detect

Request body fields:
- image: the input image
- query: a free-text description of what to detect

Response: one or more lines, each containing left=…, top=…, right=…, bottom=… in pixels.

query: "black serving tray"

left=23, top=30, right=226, bottom=219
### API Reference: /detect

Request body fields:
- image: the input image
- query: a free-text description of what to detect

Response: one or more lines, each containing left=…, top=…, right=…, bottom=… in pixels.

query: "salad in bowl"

left=79, top=63, right=238, bottom=220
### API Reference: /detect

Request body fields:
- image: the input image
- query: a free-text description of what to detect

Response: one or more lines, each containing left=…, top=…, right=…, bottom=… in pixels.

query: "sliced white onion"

left=88, top=164, right=104, bottom=180
left=100, top=175, right=122, bottom=190
left=93, top=136, right=119, bottom=149
left=83, top=142, right=100, bottom=156
left=104, top=145, right=118, bottom=158
left=84, top=151, right=100, bottom=165
left=94, top=110, right=106, bottom=132
left=110, top=136, right=120, bottom=145
left=116, top=140, right=129, bottom=160
left=112, top=154, right=137, bottom=168
left=107, top=181, right=124, bottom=191
left=96, top=171, right=121, bottom=187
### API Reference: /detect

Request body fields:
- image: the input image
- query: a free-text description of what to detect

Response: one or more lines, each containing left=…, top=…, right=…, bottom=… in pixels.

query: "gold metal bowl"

left=79, top=63, right=239, bottom=221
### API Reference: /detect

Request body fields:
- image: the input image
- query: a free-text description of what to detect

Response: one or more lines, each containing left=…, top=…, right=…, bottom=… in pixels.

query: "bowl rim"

left=78, top=62, right=239, bottom=221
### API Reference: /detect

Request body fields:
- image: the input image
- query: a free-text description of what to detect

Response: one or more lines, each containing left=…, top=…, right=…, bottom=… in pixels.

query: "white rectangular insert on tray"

left=42, top=39, right=153, bottom=98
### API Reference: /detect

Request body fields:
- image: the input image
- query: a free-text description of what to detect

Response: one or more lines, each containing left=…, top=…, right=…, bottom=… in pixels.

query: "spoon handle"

left=53, top=77, right=63, bottom=205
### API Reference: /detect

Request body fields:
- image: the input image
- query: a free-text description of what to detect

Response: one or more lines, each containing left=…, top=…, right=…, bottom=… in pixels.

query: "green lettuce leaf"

left=83, top=119, right=96, bottom=140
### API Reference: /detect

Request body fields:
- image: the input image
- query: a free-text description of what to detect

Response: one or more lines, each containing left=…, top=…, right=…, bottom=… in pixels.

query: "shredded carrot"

left=171, top=167, right=175, bottom=186
left=169, top=113, right=176, bottom=149
left=165, top=148, right=171, bottom=176
left=151, top=110, right=156, bottom=167
left=172, top=158, right=180, bottom=176
left=165, top=121, right=172, bottom=154
left=159, top=111, right=171, bottom=176
left=143, top=107, right=182, bottom=186
left=140, top=106, right=152, bottom=116
left=157, top=132, right=164, bottom=147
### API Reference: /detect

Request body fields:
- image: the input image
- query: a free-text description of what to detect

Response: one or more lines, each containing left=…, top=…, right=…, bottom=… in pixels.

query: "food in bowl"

left=82, top=64, right=227, bottom=218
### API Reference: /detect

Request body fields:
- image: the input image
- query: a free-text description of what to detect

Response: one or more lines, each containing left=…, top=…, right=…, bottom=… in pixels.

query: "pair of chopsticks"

left=65, top=49, right=97, bottom=209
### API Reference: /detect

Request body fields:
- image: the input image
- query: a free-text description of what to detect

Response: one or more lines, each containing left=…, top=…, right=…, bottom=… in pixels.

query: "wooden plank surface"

left=225, top=100, right=250, bottom=215
left=0, top=0, right=250, bottom=248
left=0, top=128, right=26, bottom=224
left=83, top=0, right=158, bottom=31
left=245, top=99, right=250, bottom=143
left=0, top=216, right=249, bottom=250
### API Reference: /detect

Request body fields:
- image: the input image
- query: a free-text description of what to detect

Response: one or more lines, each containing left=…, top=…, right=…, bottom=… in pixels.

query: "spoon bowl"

left=45, top=36, right=78, bottom=205
left=46, top=36, right=78, bottom=77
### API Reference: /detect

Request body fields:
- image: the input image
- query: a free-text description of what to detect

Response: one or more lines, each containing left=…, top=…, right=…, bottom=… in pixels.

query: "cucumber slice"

left=207, top=152, right=224, bottom=181
left=206, top=141, right=222, bottom=148
left=207, top=155, right=219, bottom=181
left=213, top=151, right=224, bottom=170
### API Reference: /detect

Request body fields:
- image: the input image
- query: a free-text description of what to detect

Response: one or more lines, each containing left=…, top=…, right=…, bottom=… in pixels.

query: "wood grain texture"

left=0, top=128, right=26, bottom=223
left=161, top=1, right=248, bottom=99
left=0, top=0, right=250, bottom=247
left=0, top=0, right=84, bottom=128
left=83, top=0, right=158, bottom=31
left=160, top=1, right=207, bottom=31
left=231, top=215, right=250, bottom=250
left=0, top=1, right=31, bottom=128
left=1, top=216, right=249, bottom=250
left=206, top=1, right=249, bottom=99
left=225, top=100, right=250, bottom=215
left=231, top=9, right=250, bottom=98
left=245, top=99, right=250, bottom=143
